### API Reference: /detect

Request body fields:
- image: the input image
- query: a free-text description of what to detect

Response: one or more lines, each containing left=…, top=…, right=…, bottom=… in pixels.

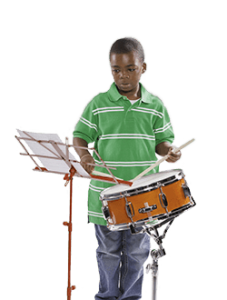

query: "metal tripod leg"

left=145, top=220, right=173, bottom=300
left=149, top=256, right=158, bottom=300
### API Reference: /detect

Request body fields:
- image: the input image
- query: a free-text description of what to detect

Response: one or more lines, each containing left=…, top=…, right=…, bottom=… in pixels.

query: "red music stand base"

left=63, top=174, right=76, bottom=299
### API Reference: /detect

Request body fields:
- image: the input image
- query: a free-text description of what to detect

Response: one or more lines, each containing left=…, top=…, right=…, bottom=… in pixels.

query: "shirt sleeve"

left=73, top=99, right=99, bottom=144
left=153, top=102, right=175, bottom=146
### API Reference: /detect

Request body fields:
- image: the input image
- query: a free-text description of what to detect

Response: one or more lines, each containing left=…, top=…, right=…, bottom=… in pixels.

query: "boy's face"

left=110, top=51, right=146, bottom=95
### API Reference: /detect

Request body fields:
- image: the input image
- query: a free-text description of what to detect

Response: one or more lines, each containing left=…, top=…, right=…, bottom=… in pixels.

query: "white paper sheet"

left=17, top=130, right=89, bottom=177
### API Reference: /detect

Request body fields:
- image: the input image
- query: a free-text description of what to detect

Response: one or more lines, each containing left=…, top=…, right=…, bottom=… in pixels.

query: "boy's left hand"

left=166, top=146, right=182, bottom=163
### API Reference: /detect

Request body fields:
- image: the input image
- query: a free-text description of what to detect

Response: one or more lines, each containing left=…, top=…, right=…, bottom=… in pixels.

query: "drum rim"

left=100, top=169, right=184, bottom=200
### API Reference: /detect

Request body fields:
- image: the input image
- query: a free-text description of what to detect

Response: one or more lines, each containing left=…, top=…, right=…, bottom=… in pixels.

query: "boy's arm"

left=155, top=141, right=172, bottom=156
left=73, top=137, right=95, bottom=174
left=73, top=137, right=90, bottom=157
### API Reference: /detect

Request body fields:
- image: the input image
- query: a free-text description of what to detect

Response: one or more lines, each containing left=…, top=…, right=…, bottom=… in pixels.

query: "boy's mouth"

left=121, top=82, right=130, bottom=86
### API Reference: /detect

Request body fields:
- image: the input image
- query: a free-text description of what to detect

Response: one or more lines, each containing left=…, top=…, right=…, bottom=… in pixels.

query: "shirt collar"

left=108, top=82, right=151, bottom=104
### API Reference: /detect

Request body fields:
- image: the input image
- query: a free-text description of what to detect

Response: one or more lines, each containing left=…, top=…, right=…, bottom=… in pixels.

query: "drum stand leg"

left=148, top=253, right=158, bottom=300
left=146, top=219, right=174, bottom=300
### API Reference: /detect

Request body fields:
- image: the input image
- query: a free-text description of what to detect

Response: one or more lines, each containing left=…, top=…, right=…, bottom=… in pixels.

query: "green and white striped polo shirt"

left=73, top=82, right=174, bottom=225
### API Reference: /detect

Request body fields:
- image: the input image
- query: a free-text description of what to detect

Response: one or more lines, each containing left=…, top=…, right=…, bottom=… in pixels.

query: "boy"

left=73, top=38, right=181, bottom=300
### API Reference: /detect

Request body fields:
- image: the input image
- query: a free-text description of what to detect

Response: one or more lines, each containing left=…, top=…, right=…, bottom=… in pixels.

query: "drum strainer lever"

left=138, top=205, right=157, bottom=214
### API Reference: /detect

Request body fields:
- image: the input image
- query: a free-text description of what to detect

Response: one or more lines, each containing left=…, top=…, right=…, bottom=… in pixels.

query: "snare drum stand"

left=145, top=219, right=175, bottom=300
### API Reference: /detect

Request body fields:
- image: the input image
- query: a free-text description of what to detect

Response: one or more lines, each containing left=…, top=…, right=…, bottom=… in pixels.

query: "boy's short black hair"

left=109, top=37, right=145, bottom=62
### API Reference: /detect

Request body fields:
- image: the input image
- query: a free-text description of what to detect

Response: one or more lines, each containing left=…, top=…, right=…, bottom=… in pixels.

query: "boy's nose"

left=120, top=71, right=129, bottom=78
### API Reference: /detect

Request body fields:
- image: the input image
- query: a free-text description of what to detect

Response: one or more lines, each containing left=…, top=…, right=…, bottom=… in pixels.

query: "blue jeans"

left=94, top=224, right=150, bottom=300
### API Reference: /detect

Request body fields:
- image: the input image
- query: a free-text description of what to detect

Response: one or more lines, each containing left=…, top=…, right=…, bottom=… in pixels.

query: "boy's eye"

left=112, top=68, right=135, bottom=73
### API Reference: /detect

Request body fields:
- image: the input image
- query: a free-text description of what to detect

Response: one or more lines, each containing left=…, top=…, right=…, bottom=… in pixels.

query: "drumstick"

left=92, top=170, right=123, bottom=181
left=131, top=138, right=195, bottom=183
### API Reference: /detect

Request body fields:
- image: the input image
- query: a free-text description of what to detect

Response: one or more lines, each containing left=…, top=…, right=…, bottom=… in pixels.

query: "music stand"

left=15, top=129, right=132, bottom=300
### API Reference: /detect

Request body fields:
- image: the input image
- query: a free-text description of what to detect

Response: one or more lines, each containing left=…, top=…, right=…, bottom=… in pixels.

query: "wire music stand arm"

left=15, top=135, right=42, bottom=170
left=16, top=131, right=131, bottom=186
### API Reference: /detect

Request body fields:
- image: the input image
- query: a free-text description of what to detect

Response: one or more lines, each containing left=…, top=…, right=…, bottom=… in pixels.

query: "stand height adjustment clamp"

left=63, top=222, right=72, bottom=232
left=151, top=248, right=166, bottom=260
left=64, top=167, right=77, bottom=186
left=67, top=285, right=76, bottom=297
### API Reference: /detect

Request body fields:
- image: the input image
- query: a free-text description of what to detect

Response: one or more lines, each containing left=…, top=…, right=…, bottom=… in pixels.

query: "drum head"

left=100, top=169, right=183, bottom=199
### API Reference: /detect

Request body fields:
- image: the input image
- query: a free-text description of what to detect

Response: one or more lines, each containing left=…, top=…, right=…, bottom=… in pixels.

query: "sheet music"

left=17, top=130, right=89, bottom=176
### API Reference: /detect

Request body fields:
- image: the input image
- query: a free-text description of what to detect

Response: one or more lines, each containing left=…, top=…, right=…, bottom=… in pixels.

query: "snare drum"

left=100, top=169, right=195, bottom=231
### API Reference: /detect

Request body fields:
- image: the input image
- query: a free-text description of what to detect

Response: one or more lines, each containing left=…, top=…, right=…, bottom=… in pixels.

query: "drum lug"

left=102, top=206, right=111, bottom=220
left=125, top=201, right=135, bottom=218
left=182, top=181, right=191, bottom=198
left=157, top=183, right=169, bottom=215
left=124, top=196, right=137, bottom=231
left=159, top=193, right=168, bottom=208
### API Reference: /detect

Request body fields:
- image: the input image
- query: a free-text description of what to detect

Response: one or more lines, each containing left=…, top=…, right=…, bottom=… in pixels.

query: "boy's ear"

left=142, top=62, right=147, bottom=73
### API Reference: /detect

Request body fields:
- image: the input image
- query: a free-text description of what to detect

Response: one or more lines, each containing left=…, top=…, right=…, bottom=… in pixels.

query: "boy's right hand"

left=80, top=154, right=95, bottom=174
